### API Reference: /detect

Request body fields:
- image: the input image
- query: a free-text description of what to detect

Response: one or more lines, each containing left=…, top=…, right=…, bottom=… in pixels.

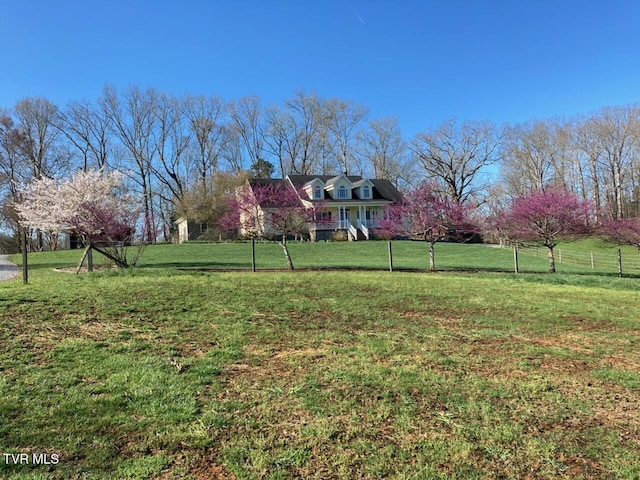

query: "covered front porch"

left=311, top=204, right=386, bottom=241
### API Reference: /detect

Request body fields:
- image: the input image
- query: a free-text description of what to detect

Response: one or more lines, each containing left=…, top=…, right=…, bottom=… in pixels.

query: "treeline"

left=1, top=84, right=640, bottom=245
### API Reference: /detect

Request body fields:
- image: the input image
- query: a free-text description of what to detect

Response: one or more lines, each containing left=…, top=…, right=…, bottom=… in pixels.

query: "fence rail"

left=511, top=244, right=640, bottom=274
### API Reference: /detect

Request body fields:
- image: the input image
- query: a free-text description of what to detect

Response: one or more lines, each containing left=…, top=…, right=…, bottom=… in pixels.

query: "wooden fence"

left=513, top=244, right=640, bottom=275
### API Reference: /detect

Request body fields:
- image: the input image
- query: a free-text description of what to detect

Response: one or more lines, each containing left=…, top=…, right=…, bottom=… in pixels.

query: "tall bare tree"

left=60, top=99, right=110, bottom=171
left=356, top=116, right=406, bottom=184
left=13, top=97, right=67, bottom=180
left=413, top=119, right=501, bottom=204
left=500, top=120, right=569, bottom=195
left=12, top=97, right=70, bottom=250
left=100, top=85, right=159, bottom=242
left=324, top=98, right=368, bottom=175
left=574, top=114, right=605, bottom=216
left=153, top=93, right=191, bottom=211
left=263, top=106, right=297, bottom=177
left=227, top=96, right=264, bottom=171
left=0, top=113, right=27, bottom=244
left=183, top=94, right=226, bottom=189
left=285, top=90, right=325, bottom=175
left=590, top=105, right=640, bottom=219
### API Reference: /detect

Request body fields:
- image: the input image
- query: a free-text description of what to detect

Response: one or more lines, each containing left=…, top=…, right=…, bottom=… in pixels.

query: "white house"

left=286, top=174, right=401, bottom=241
left=176, top=174, right=402, bottom=242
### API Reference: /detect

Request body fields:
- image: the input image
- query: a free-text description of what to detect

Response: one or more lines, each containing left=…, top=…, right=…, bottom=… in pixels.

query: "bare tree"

left=501, top=120, right=569, bottom=195
left=227, top=96, right=265, bottom=169
left=220, top=124, right=246, bottom=173
left=590, top=105, right=640, bottom=219
left=59, top=99, right=110, bottom=171
left=574, top=114, right=605, bottom=217
left=100, top=85, right=159, bottom=242
left=263, top=105, right=297, bottom=177
left=413, top=119, right=501, bottom=204
left=356, top=116, right=406, bottom=184
left=13, top=97, right=68, bottom=180
left=153, top=93, right=191, bottom=209
left=285, top=90, right=325, bottom=174
left=182, top=94, right=226, bottom=189
left=0, top=113, right=27, bottom=245
left=324, top=98, right=368, bottom=174
left=13, top=97, right=70, bottom=250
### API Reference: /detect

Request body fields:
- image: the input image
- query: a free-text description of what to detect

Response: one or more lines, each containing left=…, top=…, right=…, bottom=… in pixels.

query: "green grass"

left=2, top=242, right=640, bottom=478
left=15, top=239, right=633, bottom=275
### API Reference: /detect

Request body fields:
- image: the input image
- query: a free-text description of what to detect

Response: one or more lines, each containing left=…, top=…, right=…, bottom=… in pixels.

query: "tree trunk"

left=279, top=235, right=294, bottom=270
left=428, top=241, right=435, bottom=271
left=547, top=246, right=556, bottom=273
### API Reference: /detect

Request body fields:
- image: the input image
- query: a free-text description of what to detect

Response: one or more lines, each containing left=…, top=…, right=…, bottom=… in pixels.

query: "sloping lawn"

left=1, top=243, right=639, bottom=478
left=13, top=240, right=621, bottom=274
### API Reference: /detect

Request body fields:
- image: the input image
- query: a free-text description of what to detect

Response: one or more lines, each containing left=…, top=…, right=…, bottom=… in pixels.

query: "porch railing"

left=311, top=219, right=380, bottom=231
left=347, top=222, right=359, bottom=241
left=357, top=219, right=369, bottom=240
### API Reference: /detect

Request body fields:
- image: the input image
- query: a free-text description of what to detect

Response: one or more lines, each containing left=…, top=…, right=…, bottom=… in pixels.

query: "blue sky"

left=2, top=0, right=640, bottom=136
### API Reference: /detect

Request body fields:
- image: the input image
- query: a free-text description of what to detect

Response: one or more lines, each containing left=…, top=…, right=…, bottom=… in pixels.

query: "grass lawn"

left=1, top=242, right=640, bottom=478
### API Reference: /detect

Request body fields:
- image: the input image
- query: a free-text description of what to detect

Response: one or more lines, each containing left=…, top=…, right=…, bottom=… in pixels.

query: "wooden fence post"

left=617, top=249, right=623, bottom=277
left=22, top=228, right=28, bottom=285
left=513, top=243, right=519, bottom=274
left=388, top=241, right=393, bottom=272
left=590, top=252, right=595, bottom=269
left=251, top=238, right=256, bottom=272
left=87, top=247, right=94, bottom=273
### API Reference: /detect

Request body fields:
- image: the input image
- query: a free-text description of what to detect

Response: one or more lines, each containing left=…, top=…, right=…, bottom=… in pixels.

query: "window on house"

left=338, top=185, right=347, bottom=199
left=363, top=185, right=370, bottom=198
left=314, top=186, right=322, bottom=199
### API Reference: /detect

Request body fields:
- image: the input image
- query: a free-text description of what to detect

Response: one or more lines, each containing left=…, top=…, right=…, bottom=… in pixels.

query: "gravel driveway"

left=0, top=254, right=20, bottom=281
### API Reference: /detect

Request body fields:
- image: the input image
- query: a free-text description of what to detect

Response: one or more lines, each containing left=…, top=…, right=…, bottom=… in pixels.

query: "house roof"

left=288, top=175, right=362, bottom=187
left=246, top=178, right=304, bottom=208
left=352, top=179, right=374, bottom=188
left=287, top=175, right=402, bottom=202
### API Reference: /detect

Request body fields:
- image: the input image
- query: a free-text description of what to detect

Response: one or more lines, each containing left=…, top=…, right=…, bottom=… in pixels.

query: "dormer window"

left=363, top=185, right=371, bottom=199
left=338, top=185, right=347, bottom=199
left=314, top=186, right=322, bottom=199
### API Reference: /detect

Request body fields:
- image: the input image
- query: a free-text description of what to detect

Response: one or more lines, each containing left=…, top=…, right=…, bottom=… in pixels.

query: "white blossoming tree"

left=15, top=169, right=144, bottom=268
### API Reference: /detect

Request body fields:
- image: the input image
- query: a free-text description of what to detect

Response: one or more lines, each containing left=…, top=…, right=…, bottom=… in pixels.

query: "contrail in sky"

left=352, top=8, right=365, bottom=24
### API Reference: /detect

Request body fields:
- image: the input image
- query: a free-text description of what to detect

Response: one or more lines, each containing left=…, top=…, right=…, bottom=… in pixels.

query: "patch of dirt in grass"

left=273, top=347, right=328, bottom=359
left=77, top=320, right=131, bottom=339
left=601, top=353, right=640, bottom=371
left=186, top=453, right=236, bottom=480
left=582, top=385, right=640, bottom=436
left=560, top=314, right=614, bottom=331
left=159, top=451, right=235, bottom=480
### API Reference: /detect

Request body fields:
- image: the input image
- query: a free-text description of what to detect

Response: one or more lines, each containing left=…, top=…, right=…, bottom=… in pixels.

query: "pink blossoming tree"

left=602, top=216, right=640, bottom=251
left=15, top=169, right=143, bottom=268
left=495, top=188, right=593, bottom=273
left=377, top=183, right=476, bottom=271
left=219, top=180, right=325, bottom=270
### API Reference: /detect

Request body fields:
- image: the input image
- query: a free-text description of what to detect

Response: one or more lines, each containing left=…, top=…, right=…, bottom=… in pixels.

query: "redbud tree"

left=219, top=180, right=325, bottom=270
left=602, top=216, right=640, bottom=251
left=377, top=183, right=476, bottom=271
left=495, top=188, right=593, bottom=273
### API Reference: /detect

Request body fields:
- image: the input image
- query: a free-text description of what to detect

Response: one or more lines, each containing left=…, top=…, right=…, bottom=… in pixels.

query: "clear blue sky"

left=2, top=0, right=640, bottom=136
